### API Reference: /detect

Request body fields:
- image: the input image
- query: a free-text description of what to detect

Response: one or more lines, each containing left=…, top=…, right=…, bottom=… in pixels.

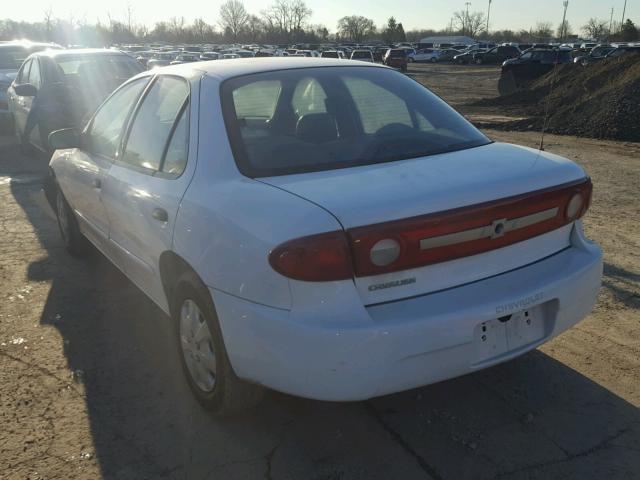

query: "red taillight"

left=349, top=178, right=592, bottom=277
left=269, top=231, right=353, bottom=281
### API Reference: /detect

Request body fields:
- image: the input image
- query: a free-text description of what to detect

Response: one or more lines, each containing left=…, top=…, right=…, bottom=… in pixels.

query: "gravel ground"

left=0, top=64, right=638, bottom=480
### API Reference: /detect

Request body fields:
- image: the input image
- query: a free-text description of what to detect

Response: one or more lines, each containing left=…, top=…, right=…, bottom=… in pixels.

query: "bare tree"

left=452, top=10, right=486, bottom=37
left=44, top=7, right=54, bottom=42
left=220, top=0, right=249, bottom=41
left=534, top=21, right=553, bottom=40
left=582, top=18, right=608, bottom=40
left=337, top=15, right=375, bottom=42
left=556, top=20, right=573, bottom=39
left=192, top=18, right=211, bottom=42
left=261, top=0, right=311, bottom=41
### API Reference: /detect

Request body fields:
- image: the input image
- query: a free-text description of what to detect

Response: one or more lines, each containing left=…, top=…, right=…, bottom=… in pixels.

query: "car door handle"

left=92, top=178, right=101, bottom=189
left=151, top=208, right=168, bottom=222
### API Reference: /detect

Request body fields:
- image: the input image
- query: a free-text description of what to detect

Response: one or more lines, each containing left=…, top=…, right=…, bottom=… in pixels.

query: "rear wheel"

left=174, top=274, right=264, bottom=416
left=55, top=185, right=89, bottom=256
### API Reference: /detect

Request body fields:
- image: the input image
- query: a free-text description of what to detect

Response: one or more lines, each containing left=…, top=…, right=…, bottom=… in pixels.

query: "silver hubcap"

left=57, top=193, right=70, bottom=244
left=179, top=299, right=217, bottom=392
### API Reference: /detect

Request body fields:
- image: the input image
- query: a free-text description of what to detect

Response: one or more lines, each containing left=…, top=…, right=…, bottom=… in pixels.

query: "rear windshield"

left=321, top=52, right=339, bottom=58
left=352, top=51, right=371, bottom=58
left=222, top=66, right=490, bottom=177
left=54, top=54, right=142, bottom=79
left=388, top=50, right=406, bottom=58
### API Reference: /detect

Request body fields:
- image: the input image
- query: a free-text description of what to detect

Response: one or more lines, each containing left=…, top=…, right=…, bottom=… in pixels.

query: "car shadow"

left=4, top=143, right=640, bottom=480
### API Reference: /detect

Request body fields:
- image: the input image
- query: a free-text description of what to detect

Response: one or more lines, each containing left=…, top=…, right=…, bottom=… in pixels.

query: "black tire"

left=55, top=184, right=89, bottom=256
left=407, top=57, right=414, bottom=63
left=430, top=57, right=438, bottom=63
left=173, top=272, right=264, bottom=416
left=475, top=57, right=483, bottom=65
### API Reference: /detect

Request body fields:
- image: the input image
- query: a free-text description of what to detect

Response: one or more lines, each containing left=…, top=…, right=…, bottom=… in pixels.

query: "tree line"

left=0, top=1, right=637, bottom=46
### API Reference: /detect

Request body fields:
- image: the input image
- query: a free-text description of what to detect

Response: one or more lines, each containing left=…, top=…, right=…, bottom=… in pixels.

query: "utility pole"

left=621, top=0, right=628, bottom=31
left=486, top=0, right=492, bottom=35
left=560, top=1, right=569, bottom=40
left=465, top=2, right=471, bottom=36
left=609, top=7, right=615, bottom=36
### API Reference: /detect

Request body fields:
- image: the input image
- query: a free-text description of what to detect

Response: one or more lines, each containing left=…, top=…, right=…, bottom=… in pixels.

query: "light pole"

left=610, top=7, right=615, bottom=36
left=621, top=0, right=628, bottom=31
left=465, top=2, right=472, bottom=36
left=560, top=1, right=569, bottom=40
left=486, top=0, right=492, bottom=36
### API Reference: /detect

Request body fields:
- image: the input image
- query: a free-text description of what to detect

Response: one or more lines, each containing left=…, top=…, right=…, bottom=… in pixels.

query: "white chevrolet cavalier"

left=47, top=58, right=602, bottom=414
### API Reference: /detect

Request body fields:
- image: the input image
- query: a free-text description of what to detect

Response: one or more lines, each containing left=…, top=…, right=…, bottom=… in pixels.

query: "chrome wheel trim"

left=56, top=193, right=70, bottom=245
left=179, top=299, right=217, bottom=393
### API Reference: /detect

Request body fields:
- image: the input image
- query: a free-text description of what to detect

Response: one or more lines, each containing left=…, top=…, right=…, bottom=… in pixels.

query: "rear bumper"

left=212, top=225, right=602, bottom=401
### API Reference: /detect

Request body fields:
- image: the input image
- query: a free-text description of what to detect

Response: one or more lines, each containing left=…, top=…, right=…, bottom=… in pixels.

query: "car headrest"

left=296, top=113, right=338, bottom=144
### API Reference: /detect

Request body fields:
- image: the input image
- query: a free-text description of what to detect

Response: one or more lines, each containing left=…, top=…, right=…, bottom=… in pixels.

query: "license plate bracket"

left=473, top=305, right=546, bottom=363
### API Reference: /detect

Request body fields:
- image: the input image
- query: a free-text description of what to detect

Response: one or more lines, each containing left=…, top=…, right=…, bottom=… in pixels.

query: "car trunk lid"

left=261, top=142, right=589, bottom=304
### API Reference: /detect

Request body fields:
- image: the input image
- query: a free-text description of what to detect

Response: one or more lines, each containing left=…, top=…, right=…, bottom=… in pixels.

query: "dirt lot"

left=1, top=63, right=639, bottom=480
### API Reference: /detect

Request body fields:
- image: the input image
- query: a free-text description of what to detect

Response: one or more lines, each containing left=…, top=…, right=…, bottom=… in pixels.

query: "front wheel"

left=475, top=57, right=483, bottom=65
left=430, top=57, right=438, bottom=63
left=407, top=57, right=414, bottom=63
left=174, top=275, right=264, bottom=416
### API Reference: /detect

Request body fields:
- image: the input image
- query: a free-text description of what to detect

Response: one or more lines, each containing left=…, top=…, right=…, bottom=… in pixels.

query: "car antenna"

left=539, top=51, right=562, bottom=151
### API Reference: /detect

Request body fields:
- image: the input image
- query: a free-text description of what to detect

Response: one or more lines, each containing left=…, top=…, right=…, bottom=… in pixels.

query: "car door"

left=57, top=77, right=150, bottom=253
left=9, top=58, right=31, bottom=135
left=100, top=75, right=195, bottom=309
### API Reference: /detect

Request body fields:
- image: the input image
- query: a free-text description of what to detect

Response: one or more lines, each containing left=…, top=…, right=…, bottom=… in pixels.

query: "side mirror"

left=49, top=128, right=80, bottom=151
left=14, top=83, right=38, bottom=97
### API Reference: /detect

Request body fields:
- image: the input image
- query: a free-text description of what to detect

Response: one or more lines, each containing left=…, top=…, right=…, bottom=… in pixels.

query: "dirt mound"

left=474, top=54, right=640, bottom=141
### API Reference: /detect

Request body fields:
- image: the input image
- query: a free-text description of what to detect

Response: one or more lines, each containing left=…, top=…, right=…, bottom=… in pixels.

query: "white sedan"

left=47, top=58, right=602, bottom=415
left=409, top=48, right=441, bottom=63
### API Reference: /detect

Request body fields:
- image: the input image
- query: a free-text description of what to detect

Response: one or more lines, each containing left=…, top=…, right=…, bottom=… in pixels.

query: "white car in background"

left=47, top=58, right=602, bottom=415
left=409, top=48, right=441, bottom=63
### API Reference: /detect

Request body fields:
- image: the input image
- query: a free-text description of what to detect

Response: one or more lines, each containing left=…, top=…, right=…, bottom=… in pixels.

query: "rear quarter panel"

left=173, top=74, right=344, bottom=310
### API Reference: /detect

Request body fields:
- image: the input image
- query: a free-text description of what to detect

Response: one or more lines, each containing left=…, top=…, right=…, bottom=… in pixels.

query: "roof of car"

left=34, top=48, right=131, bottom=58
left=148, top=57, right=384, bottom=80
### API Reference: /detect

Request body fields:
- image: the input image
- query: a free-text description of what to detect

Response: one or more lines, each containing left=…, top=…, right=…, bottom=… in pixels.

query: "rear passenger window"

left=121, top=76, right=189, bottom=172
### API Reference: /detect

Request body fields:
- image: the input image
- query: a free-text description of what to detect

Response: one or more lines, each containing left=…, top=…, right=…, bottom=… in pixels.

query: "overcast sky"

left=3, top=0, right=638, bottom=32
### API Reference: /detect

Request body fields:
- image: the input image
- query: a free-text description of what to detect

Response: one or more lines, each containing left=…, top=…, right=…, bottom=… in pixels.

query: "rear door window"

left=120, top=76, right=190, bottom=172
